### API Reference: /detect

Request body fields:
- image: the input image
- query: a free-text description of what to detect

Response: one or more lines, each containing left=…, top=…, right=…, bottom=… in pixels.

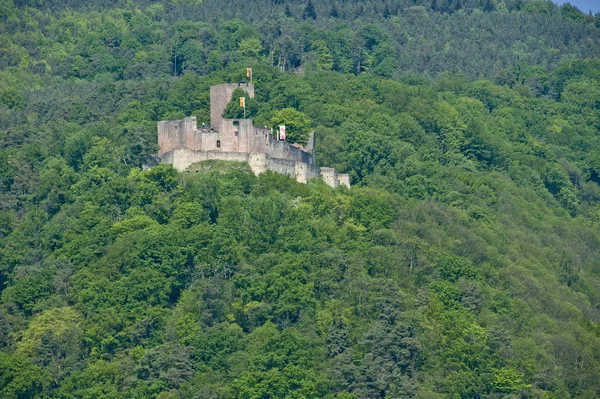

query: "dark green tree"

left=330, top=3, right=339, bottom=18
left=303, top=0, right=317, bottom=19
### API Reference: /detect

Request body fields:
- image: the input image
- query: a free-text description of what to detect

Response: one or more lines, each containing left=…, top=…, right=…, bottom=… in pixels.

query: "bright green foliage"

left=238, top=38, right=262, bottom=58
left=172, top=0, right=203, bottom=5
left=0, top=1, right=600, bottom=399
left=492, top=367, right=531, bottom=392
left=223, top=87, right=259, bottom=120
left=312, top=40, right=333, bottom=71
left=17, top=307, right=82, bottom=355
left=270, top=108, right=311, bottom=144
left=0, top=352, right=48, bottom=399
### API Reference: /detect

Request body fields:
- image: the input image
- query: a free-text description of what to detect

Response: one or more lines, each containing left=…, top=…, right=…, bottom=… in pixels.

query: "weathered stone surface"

left=338, top=174, right=351, bottom=188
left=161, top=148, right=249, bottom=171
left=320, top=167, right=339, bottom=188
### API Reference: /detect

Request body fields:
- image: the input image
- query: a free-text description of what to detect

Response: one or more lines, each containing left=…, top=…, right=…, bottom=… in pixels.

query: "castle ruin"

left=156, top=83, right=350, bottom=188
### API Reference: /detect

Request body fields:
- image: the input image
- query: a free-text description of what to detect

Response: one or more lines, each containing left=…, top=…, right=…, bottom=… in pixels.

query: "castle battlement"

left=156, top=83, right=349, bottom=188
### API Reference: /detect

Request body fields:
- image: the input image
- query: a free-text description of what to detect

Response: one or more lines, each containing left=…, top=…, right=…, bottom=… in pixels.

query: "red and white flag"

left=279, top=125, right=286, bottom=141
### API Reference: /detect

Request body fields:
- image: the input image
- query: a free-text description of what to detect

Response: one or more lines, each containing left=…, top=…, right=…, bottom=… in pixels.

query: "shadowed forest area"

left=1, top=0, right=600, bottom=398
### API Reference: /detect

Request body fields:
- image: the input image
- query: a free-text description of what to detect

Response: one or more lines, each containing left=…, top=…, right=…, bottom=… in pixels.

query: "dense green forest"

left=1, top=0, right=600, bottom=398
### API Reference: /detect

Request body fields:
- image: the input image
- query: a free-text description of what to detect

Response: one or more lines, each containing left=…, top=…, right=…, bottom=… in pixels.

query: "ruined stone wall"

left=265, top=157, right=320, bottom=182
left=200, top=132, right=220, bottom=151
left=237, top=119, right=253, bottom=153
left=320, top=167, right=339, bottom=188
left=290, top=132, right=315, bottom=156
left=158, top=117, right=205, bottom=153
left=157, top=120, right=183, bottom=155
left=265, top=156, right=297, bottom=177
left=168, top=148, right=208, bottom=171
left=162, top=148, right=250, bottom=171
left=249, top=126, right=271, bottom=154
left=295, top=162, right=308, bottom=183
left=269, top=140, right=312, bottom=164
left=162, top=148, right=340, bottom=187
left=219, top=119, right=253, bottom=153
left=338, top=174, right=351, bottom=188
left=210, top=83, right=255, bottom=131
left=248, top=152, right=267, bottom=175
left=181, top=117, right=199, bottom=151
left=219, top=120, right=237, bottom=152
left=307, top=164, right=321, bottom=180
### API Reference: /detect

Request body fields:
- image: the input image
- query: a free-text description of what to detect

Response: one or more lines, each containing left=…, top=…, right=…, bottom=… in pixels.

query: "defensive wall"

left=159, top=148, right=321, bottom=181
left=156, top=82, right=349, bottom=188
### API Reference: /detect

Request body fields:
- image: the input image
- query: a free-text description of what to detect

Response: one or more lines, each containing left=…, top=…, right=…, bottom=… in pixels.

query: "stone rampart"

left=163, top=148, right=249, bottom=171
left=162, top=149, right=324, bottom=185
left=157, top=120, right=183, bottom=155
left=320, top=167, right=339, bottom=188
left=266, top=156, right=296, bottom=176
left=248, top=152, right=268, bottom=175
left=338, top=174, right=351, bottom=188
left=270, top=139, right=312, bottom=164
left=294, top=161, right=320, bottom=183
left=250, top=126, right=271, bottom=154
left=158, top=117, right=200, bottom=154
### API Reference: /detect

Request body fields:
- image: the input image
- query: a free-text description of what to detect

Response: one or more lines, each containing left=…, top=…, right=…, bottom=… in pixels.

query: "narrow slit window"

left=216, top=140, right=221, bottom=148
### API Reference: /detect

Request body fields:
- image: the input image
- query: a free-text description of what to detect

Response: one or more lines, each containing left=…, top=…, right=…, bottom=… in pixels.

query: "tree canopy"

left=1, top=0, right=600, bottom=398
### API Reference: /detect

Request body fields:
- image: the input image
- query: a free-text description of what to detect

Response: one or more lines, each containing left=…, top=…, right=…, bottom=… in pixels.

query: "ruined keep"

left=157, top=82, right=350, bottom=188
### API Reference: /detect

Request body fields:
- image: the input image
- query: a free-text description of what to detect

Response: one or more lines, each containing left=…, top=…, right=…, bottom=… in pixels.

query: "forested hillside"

left=3, top=0, right=600, bottom=80
left=1, top=0, right=600, bottom=398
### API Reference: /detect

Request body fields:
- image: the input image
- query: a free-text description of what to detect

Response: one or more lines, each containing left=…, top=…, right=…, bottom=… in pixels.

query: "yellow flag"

left=246, top=68, right=252, bottom=78
left=240, top=97, right=245, bottom=107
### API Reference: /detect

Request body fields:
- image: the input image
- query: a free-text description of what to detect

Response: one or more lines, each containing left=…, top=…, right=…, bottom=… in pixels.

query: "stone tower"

left=210, top=83, right=255, bottom=131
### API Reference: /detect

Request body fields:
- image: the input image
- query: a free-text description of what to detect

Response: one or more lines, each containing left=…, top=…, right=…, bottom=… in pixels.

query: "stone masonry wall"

left=294, top=161, right=320, bottom=183
left=338, top=174, right=351, bottom=188
left=158, top=117, right=199, bottom=154
left=238, top=119, right=253, bottom=153
left=266, top=156, right=296, bottom=176
left=219, top=120, right=237, bottom=152
left=157, top=120, right=183, bottom=155
left=164, top=148, right=249, bottom=171
left=219, top=119, right=254, bottom=153
left=200, top=132, right=220, bottom=151
left=250, top=126, right=271, bottom=154
left=270, top=139, right=312, bottom=164
left=320, top=167, right=339, bottom=188
left=162, top=149, right=323, bottom=185
left=248, top=153, right=268, bottom=175
left=181, top=117, right=199, bottom=151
